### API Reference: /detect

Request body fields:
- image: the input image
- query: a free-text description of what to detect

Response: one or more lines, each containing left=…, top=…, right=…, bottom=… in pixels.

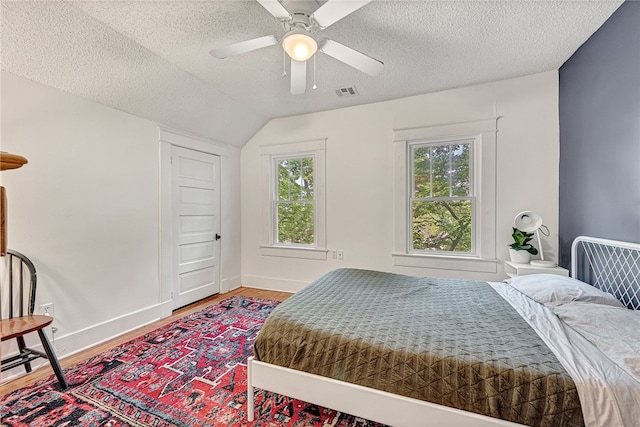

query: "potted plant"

left=508, top=227, right=539, bottom=263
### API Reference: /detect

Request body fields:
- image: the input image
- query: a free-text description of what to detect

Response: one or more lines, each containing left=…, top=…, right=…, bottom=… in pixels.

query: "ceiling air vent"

left=335, top=86, right=359, bottom=97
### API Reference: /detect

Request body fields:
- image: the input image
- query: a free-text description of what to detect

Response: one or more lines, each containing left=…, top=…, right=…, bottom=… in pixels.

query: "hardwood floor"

left=0, top=287, right=292, bottom=396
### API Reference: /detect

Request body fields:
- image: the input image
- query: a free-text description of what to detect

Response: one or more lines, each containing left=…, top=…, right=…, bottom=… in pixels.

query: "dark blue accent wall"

left=558, top=1, right=640, bottom=268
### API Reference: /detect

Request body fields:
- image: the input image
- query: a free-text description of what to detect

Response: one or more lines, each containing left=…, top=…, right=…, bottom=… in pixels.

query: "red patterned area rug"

left=1, top=296, right=383, bottom=427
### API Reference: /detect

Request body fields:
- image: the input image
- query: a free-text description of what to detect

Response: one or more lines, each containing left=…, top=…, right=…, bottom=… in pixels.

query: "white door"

left=171, top=146, right=221, bottom=310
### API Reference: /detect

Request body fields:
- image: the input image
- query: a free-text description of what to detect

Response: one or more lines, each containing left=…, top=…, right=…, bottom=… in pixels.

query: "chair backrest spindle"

left=8, top=253, right=14, bottom=318
left=19, top=258, right=25, bottom=317
left=2, top=250, right=38, bottom=320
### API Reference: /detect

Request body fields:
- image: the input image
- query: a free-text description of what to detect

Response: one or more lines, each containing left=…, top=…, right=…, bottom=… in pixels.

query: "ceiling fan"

left=210, top=0, right=384, bottom=95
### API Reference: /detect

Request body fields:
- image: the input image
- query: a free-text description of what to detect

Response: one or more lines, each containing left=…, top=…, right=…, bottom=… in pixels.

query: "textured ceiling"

left=1, top=0, right=622, bottom=147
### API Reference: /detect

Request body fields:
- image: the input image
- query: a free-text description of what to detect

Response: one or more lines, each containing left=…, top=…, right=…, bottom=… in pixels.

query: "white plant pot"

left=509, top=249, right=530, bottom=264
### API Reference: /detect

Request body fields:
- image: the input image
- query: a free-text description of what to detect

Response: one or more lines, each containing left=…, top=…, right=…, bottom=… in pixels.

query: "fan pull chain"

left=312, top=55, right=317, bottom=90
left=282, top=51, right=287, bottom=77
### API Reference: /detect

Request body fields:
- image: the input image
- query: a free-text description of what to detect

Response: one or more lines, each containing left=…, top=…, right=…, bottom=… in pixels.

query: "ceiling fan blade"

left=210, top=35, right=278, bottom=59
left=311, top=0, right=372, bottom=28
left=290, top=59, right=307, bottom=95
left=256, top=0, right=292, bottom=20
left=320, top=39, right=383, bottom=75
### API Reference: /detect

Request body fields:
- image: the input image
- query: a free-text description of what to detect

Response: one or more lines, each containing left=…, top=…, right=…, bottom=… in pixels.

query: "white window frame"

left=392, top=119, right=498, bottom=273
left=260, top=139, right=327, bottom=260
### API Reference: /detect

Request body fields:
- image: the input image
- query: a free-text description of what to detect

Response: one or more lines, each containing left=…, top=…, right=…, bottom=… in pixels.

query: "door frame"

left=159, top=126, right=231, bottom=318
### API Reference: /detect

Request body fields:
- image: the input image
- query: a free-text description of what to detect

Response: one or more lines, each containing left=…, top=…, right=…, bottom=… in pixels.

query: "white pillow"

left=505, top=274, right=625, bottom=308
left=553, top=302, right=640, bottom=382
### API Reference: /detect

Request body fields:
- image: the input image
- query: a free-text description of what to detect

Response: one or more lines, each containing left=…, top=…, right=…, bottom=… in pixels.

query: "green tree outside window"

left=274, top=156, right=315, bottom=245
left=411, top=141, right=473, bottom=253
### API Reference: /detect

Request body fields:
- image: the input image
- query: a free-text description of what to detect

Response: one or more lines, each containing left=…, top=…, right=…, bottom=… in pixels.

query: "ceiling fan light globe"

left=294, top=44, right=310, bottom=60
left=282, top=31, right=317, bottom=61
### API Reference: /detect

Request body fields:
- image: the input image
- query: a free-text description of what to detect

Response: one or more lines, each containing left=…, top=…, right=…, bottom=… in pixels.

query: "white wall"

left=1, top=71, right=241, bottom=379
left=0, top=69, right=559, bottom=378
left=241, top=71, right=560, bottom=291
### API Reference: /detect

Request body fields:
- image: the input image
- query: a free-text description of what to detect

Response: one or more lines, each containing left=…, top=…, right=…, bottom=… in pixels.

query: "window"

left=392, top=119, right=497, bottom=273
left=410, top=139, right=474, bottom=254
left=273, top=155, right=315, bottom=246
left=260, top=139, right=327, bottom=260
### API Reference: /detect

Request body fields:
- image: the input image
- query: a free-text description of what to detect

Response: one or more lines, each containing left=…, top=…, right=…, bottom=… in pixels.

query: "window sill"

left=391, top=253, right=499, bottom=273
left=260, top=245, right=328, bottom=260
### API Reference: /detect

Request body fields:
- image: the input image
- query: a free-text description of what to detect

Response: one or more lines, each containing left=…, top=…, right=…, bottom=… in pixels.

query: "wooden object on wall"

left=0, top=152, right=28, bottom=256
left=0, top=152, right=28, bottom=171
left=1, top=186, right=6, bottom=256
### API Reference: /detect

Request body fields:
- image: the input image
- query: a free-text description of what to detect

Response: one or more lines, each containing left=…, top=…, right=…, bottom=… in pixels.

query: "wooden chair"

left=1, top=250, right=67, bottom=389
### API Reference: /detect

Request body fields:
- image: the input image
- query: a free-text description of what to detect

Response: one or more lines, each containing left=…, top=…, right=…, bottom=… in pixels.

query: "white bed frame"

left=247, top=356, right=522, bottom=426
left=571, top=236, right=640, bottom=310
left=247, top=236, right=640, bottom=426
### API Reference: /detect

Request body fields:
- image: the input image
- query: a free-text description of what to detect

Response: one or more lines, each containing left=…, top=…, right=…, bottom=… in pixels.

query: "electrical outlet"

left=40, top=302, right=54, bottom=317
left=337, top=250, right=344, bottom=260
left=332, top=250, right=337, bottom=259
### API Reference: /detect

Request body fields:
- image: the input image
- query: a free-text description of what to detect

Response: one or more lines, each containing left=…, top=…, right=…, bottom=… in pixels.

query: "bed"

left=247, top=236, right=640, bottom=426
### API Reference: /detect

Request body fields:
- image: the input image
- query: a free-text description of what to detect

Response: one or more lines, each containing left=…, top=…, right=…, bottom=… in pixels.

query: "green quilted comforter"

left=253, top=268, right=584, bottom=426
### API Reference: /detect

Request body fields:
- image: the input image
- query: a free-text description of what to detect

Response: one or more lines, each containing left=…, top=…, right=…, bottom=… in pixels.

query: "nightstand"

left=504, top=261, right=569, bottom=278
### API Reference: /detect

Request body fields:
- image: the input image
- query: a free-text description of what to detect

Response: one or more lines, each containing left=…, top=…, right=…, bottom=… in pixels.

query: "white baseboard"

left=1, top=300, right=172, bottom=384
left=221, top=275, right=241, bottom=293
left=241, top=275, right=308, bottom=293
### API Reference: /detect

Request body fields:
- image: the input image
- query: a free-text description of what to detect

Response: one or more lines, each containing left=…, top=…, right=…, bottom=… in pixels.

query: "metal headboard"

left=571, top=236, right=640, bottom=310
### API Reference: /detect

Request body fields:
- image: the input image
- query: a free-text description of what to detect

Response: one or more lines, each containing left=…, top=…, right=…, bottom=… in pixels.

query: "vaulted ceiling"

left=1, top=0, right=622, bottom=147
